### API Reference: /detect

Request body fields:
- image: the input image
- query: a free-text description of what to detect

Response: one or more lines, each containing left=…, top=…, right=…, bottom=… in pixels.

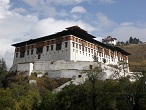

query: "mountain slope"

left=120, top=44, right=146, bottom=72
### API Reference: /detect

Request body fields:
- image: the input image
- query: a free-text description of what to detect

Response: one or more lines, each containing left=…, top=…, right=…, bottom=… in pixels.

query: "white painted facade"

left=13, top=35, right=128, bottom=66
left=33, top=60, right=97, bottom=71
left=13, top=37, right=71, bottom=65
left=106, top=40, right=117, bottom=46
left=17, top=63, right=33, bottom=76
left=102, top=36, right=117, bottom=46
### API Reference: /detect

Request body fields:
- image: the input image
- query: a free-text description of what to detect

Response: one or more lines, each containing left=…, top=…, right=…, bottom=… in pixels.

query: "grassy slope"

left=7, top=74, right=71, bottom=96
left=120, top=44, right=146, bottom=72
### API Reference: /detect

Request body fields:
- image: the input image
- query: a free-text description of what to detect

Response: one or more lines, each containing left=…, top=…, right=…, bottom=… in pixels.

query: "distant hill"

left=119, top=43, right=146, bottom=72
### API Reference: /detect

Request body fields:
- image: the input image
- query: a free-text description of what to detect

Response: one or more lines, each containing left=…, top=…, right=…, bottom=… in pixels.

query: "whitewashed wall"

left=33, top=60, right=97, bottom=71
left=32, top=60, right=98, bottom=78
left=13, top=39, right=71, bottom=65
left=45, top=70, right=81, bottom=78
left=17, top=63, right=33, bottom=76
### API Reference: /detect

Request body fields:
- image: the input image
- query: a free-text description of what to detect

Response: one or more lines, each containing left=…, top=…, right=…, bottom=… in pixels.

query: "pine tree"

left=129, top=36, right=133, bottom=44
left=1, top=58, right=7, bottom=71
left=0, top=58, right=7, bottom=88
left=125, top=41, right=129, bottom=45
left=128, top=37, right=142, bottom=44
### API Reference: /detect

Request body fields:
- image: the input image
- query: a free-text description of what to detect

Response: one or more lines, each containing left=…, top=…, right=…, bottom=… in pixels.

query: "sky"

left=1, top=0, right=146, bottom=69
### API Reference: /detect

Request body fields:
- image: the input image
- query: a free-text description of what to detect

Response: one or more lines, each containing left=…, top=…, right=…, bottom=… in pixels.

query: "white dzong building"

left=10, top=26, right=130, bottom=78
left=102, top=36, right=117, bottom=45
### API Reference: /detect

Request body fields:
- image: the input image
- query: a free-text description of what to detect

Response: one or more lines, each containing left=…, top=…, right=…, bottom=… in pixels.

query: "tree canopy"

left=1, top=59, right=146, bottom=110
left=117, top=36, right=142, bottom=46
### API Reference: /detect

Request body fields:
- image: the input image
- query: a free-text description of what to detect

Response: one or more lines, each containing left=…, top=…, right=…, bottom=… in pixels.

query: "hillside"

left=119, top=44, right=146, bottom=72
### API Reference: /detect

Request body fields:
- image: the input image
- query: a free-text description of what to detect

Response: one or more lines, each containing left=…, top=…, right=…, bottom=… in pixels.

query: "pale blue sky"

left=0, top=0, right=146, bottom=68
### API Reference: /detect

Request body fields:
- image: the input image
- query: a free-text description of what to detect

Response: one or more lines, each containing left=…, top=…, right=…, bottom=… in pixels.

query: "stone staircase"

left=53, top=74, right=87, bottom=93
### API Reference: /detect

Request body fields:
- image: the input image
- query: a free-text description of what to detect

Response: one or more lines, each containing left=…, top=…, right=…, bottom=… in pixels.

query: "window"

left=51, top=45, right=54, bottom=51
left=56, top=43, right=62, bottom=50
left=91, top=49, right=93, bottom=54
left=16, top=53, right=18, bottom=58
left=31, top=49, right=33, bottom=55
left=20, top=51, right=25, bottom=58
left=65, top=42, right=68, bottom=48
left=36, top=47, right=43, bottom=54
left=89, top=65, right=93, bottom=69
left=78, top=75, right=82, bottom=78
left=20, top=46, right=25, bottom=58
left=88, top=48, right=90, bottom=53
left=16, top=48, right=19, bottom=52
left=72, top=42, right=75, bottom=47
left=38, top=54, right=41, bottom=59
left=82, top=46, right=84, bottom=51
left=85, top=47, right=87, bottom=52
left=27, top=50, right=29, bottom=55
left=46, top=46, right=49, bottom=51
left=79, top=45, right=81, bottom=49
left=65, top=37, right=68, bottom=41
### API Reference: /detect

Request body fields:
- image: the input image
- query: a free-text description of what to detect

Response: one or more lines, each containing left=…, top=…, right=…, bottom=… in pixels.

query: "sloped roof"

left=12, top=26, right=95, bottom=47
left=12, top=26, right=130, bottom=55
